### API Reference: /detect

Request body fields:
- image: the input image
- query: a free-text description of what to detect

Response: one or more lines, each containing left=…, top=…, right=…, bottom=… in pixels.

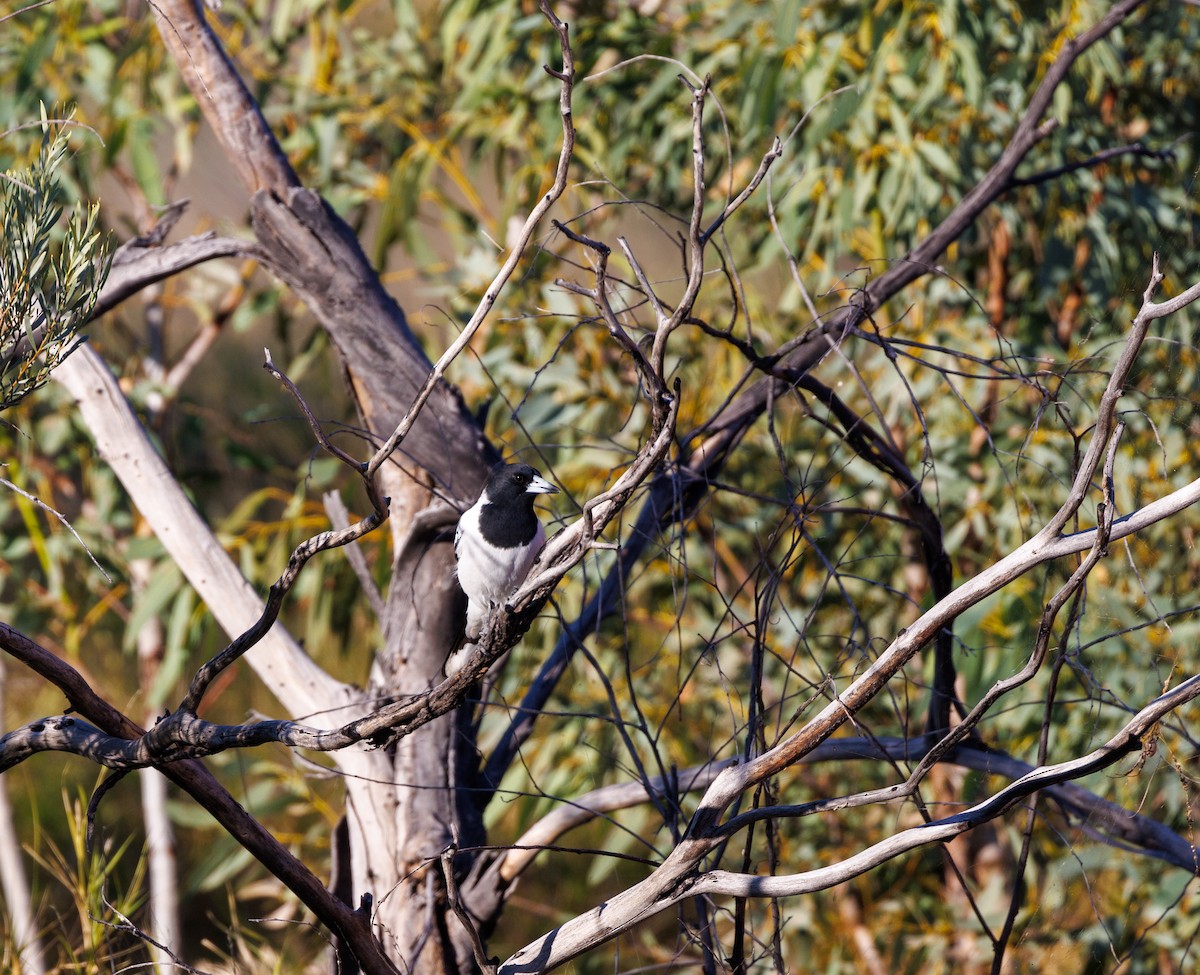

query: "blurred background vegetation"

left=3, top=0, right=1200, bottom=971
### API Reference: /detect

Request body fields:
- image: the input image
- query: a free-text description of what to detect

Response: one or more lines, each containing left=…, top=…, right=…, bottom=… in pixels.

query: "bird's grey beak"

left=527, top=474, right=559, bottom=495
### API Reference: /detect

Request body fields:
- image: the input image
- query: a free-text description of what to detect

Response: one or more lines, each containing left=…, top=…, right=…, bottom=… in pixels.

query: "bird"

left=447, top=462, right=559, bottom=673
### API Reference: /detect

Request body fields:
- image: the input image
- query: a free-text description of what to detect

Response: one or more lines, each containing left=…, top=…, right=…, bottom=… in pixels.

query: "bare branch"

left=499, top=671, right=1200, bottom=973
left=648, top=75, right=711, bottom=380
left=1006, top=139, right=1176, bottom=188
left=0, top=474, right=111, bottom=582
left=441, top=848, right=497, bottom=975
left=0, top=0, right=59, bottom=26
left=178, top=497, right=385, bottom=713
left=697, top=677, right=1200, bottom=898
left=0, top=622, right=402, bottom=975
left=700, top=135, right=783, bottom=244
left=494, top=258, right=1200, bottom=971
left=325, top=490, right=386, bottom=620
left=53, top=345, right=359, bottom=719
left=93, top=232, right=255, bottom=319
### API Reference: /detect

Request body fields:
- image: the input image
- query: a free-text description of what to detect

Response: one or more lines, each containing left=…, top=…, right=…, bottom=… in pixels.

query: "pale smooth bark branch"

left=0, top=621, right=403, bottom=975
left=131, top=557, right=180, bottom=967
left=493, top=720, right=1200, bottom=893
left=58, top=287, right=400, bottom=900
left=715, top=737, right=1200, bottom=871
left=364, top=0, right=576, bottom=479
left=0, top=658, right=45, bottom=975
left=139, top=764, right=179, bottom=968
left=499, top=673, right=1200, bottom=973
left=493, top=263, right=1200, bottom=971
left=53, top=345, right=358, bottom=720
left=694, top=678, right=1200, bottom=899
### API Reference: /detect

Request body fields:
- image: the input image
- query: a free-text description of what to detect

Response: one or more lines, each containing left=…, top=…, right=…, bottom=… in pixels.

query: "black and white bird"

left=448, top=463, right=559, bottom=673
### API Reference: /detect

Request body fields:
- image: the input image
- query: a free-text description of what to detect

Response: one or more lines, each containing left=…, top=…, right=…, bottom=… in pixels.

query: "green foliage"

left=24, top=789, right=148, bottom=973
left=0, top=113, right=109, bottom=412
left=5, top=0, right=1200, bottom=971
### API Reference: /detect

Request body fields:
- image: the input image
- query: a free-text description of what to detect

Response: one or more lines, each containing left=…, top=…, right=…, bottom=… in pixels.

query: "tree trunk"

left=138, top=4, right=501, bottom=969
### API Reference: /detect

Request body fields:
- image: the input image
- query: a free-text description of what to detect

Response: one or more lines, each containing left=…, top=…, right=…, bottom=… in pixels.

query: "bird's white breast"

left=455, top=501, right=545, bottom=604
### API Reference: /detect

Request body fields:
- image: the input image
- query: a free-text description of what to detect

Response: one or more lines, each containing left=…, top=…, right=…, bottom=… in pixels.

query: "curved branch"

left=94, top=232, right=256, bottom=319
left=1005, top=139, right=1175, bottom=188
left=53, top=345, right=359, bottom=720
left=178, top=502, right=385, bottom=713
left=0, top=622, right=401, bottom=975
left=499, top=673, right=1200, bottom=973
left=482, top=729, right=1200, bottom=898
left=695, top=677, right=1200, bottom=898
left=495, top=255, right=1200, bottom=972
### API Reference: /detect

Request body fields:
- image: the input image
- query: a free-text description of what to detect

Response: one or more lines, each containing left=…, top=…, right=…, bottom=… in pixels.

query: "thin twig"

left=1006, top=140, right=1175, bottom=187
left=324, top=490, right=385, bottom=619
left=0, top=475, right=112, bottom=582
left=441, top=847, right=497, bottom=975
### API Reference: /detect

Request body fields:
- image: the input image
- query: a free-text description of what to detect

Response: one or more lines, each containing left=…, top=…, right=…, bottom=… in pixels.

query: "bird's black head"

left=485, top=463, right=559, bottom=506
